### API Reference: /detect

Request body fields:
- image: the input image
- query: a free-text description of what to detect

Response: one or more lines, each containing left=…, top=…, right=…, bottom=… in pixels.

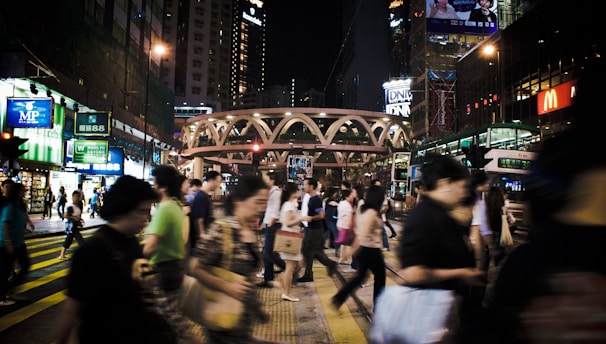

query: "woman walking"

left=278, top=182, right=310, bottom=302
left=331, top=184, right=387, bottom=311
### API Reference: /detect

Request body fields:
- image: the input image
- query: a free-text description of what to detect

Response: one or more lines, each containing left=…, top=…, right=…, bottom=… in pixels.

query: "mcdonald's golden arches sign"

left=537, top=79, right=577, bottom=115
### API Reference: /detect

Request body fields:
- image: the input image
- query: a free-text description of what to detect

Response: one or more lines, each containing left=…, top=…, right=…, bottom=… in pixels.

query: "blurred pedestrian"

left=257, top=172, right=286, bottom=288
left=298, top=177, right=337, bottom=283
left=187, top=175, right=279, bottom=343
left=56, top=186, right=67, bottom=220
left=143, top=166, right=200, bottom=343
left=42, top=185, right=54, bottom=219
left=336, top=189, right=355, bottom=268
left=190, top=170, right=222, bottom=239
left=332, top=184, right=387, bottom=312
left=394, top=154, right=485, bottom=342
left=89, top=188, right=99, bottom=219
left=485, top=54, right=606, bottom=343
left=51, top=175, right=178, bottom=344
left=0, top=182, right=33, bottom=306
left=58, top=191, right=85, bottom=260
left=278, top=182, right=310, bottom=302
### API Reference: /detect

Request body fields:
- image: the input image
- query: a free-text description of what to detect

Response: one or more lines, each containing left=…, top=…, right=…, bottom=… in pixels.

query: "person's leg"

left=261, top=225, right=275, bottom=284
left=0, top=248, right=15, bottom=303
left=59, top=234, right=74, bottom=259
left=382, top=227, right=390, bottom=250
left=9, top=245, right=31, bottom=287
left=368, top=249, right=386, bottom=307
left=300, top=230, right=314, bottom=280
left=281, top=260, right=299, bottom=301
left=332, top=248, right=370, bottom=308
left=385, top=220, right=397, bottom=238
left=329, top=221, right=340, bottom=255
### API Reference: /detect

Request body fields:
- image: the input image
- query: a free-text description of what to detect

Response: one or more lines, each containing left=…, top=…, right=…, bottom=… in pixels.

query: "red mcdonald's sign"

left=537, top=79, right=577, bottom=115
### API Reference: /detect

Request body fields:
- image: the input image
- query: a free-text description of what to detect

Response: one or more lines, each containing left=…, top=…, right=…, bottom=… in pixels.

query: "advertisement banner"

left=6, top=97, right=54, bottom=128
left=66, top=145, right=124, bottom=175
left=73, top=140, right=109, bottom=164
left=74, top=111, right=111, bottom=136
left=14, top=104, right=65, bottom=164
left=287, top=155, right=313, bottom=186
left=426, top=0, right=498, bottom=35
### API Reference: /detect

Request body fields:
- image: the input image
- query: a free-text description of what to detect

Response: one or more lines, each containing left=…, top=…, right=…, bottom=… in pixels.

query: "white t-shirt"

left=300, top=192, right=310, bottom=227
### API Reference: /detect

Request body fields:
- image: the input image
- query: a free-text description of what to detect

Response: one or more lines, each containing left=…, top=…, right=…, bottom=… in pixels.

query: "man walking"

left=257, top=172, right=286, bottom=288
left=190, top=171, right=222, bottom=244
left=298, top=178, right=337, bottom=282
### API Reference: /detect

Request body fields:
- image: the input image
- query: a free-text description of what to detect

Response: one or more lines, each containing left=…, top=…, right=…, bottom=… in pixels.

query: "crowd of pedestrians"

left=16, top=56, right=606, bottom=341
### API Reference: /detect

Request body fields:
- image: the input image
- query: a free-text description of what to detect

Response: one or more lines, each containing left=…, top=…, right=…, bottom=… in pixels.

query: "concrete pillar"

left=193, top=157, right=204, bottom=180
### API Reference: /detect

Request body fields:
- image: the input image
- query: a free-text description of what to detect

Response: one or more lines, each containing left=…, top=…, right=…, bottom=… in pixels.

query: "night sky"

left=264, top=1, right=343, bottom=95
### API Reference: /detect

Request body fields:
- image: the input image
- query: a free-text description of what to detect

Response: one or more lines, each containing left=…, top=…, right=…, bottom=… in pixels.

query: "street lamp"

left=142, top=44, right=166, bottom=180
left=483, top=44, right=502, bottom=123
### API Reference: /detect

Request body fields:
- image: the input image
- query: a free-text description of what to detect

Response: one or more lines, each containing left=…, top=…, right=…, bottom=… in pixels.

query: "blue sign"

left=6, top=97, right=54, bottom=128
left=66, top=146, right=124, bottom=175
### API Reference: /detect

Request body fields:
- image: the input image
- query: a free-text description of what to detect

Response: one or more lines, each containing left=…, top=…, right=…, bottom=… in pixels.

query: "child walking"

left=58, top=191, right=85, bottom=260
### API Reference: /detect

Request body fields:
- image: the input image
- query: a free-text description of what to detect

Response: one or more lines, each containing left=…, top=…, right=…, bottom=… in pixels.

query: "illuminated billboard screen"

left=426, top=0, right=498, bottom=35
left=6, top=97, right=54, bottom=128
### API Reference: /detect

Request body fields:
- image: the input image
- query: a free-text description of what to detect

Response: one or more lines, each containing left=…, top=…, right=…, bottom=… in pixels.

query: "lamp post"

left=483, top=44, right=502, bottom=123
left=142, top=44, right=165, bottom=180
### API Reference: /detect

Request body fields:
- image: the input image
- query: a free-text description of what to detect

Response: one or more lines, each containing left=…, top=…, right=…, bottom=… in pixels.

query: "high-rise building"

left=340, top=0, right=391, bottom=112
left=406, top=0, right=529, bottom=143
left=229, top=0, right=266, bottom=110
left=165, top=0, right=265, bottom=112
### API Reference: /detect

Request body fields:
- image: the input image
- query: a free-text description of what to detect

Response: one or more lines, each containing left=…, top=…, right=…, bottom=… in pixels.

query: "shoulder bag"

left=369, top=284, right=460, bottom=344
left=274, top=229, right=303, bottom=255
left=178, top=221, right=245, bottom=331
left=500, top=206, right=514, bottom=247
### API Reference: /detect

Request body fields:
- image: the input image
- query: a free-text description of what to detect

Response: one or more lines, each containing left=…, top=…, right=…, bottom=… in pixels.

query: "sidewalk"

left=25, top=215, right=107, bottom=239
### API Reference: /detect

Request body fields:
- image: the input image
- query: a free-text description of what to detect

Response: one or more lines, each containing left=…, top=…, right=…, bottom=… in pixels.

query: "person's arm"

left=51, top=297, right=82, bottom=344
left=143, top=234, right=160, bottom=258
left=3, top=220, right=14, bottom=255
left=395, top=265, right=485, bottom=287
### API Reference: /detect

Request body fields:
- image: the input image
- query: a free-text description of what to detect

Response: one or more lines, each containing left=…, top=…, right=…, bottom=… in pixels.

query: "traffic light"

left=0, top=132, right=29, bottom=160
left=252, top=143, right=261, bottom=166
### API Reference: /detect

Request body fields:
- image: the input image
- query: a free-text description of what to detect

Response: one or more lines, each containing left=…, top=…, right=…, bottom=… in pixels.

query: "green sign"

left=14, top=104, right=65, bottom=164
left=74, top=112, right=111, bottom=136
left=73, top=140, right=108, bottom=164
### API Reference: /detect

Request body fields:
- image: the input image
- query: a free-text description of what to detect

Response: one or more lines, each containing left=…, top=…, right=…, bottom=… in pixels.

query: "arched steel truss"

left=179, top=107, right=410, bottom=168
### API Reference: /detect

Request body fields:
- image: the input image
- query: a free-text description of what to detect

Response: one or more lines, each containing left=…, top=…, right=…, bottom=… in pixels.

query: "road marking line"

left=12, top=270, right=68, bottom=294
left=0, top=292, right=66, bottom=332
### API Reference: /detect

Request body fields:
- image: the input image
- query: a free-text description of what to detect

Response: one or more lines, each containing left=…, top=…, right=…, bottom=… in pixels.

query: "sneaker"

left=0, top=299, right=16, bottom=306
left=281, top=294, right=300, bottom=302
left=342, top=268, right=356, bottom=273
left=58, top=256, right=69, bottom=260
left=256, top=272, right=265, bottom=279
left=297, top=276, right=314, bottom=283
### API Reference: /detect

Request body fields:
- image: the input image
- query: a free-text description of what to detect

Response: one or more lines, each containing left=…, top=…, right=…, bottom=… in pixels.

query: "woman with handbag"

left=335, top=189, right=356, bottom=267
left=331, top=184, right=387, bottom=312
left=277, top=182, right=311, bottom=302
left=187, top=175, right=280, bottom=344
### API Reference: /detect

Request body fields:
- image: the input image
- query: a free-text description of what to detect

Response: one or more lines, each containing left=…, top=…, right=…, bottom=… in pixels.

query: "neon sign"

left=383, top=79, right=412, bottom=118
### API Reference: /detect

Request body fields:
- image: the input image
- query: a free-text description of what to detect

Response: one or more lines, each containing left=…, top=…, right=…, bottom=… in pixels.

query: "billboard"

left=537, top=79, right=577, bottom=115
left=72, top=140, right=109, bottom=164
left=74, top=111, right=111, bottom=136
left=66, top=145, right=124, bottom=175
left=6, top=97, right=54, bottom=128
left=383, top=79, right=412, bottom=118
left=287, top=155, right=312, bottom=186
left=426, top=0, right=498, bottom=35
left=14, top=104, right=65, bottom=164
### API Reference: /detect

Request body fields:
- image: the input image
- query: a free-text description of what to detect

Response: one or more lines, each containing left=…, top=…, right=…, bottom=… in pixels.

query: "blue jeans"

left=262, top=223, right=285, bottom=283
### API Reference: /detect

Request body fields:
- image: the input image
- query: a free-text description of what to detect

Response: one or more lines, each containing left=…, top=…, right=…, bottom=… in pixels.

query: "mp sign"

left=383, top=79, right=412, bottom=118
left=5, top=97, right=54, bottom=128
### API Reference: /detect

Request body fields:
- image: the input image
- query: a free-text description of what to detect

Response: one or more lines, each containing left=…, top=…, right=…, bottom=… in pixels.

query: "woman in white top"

left=336, top=189, right=355, bottom=265
left=279, top=182, right=311, bottom=302
left=331, top=184, right=387, bottom=311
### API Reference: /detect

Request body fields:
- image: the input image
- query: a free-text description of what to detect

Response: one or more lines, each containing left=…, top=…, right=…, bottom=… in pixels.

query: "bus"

left=411, top=123, right=542, bottom=225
